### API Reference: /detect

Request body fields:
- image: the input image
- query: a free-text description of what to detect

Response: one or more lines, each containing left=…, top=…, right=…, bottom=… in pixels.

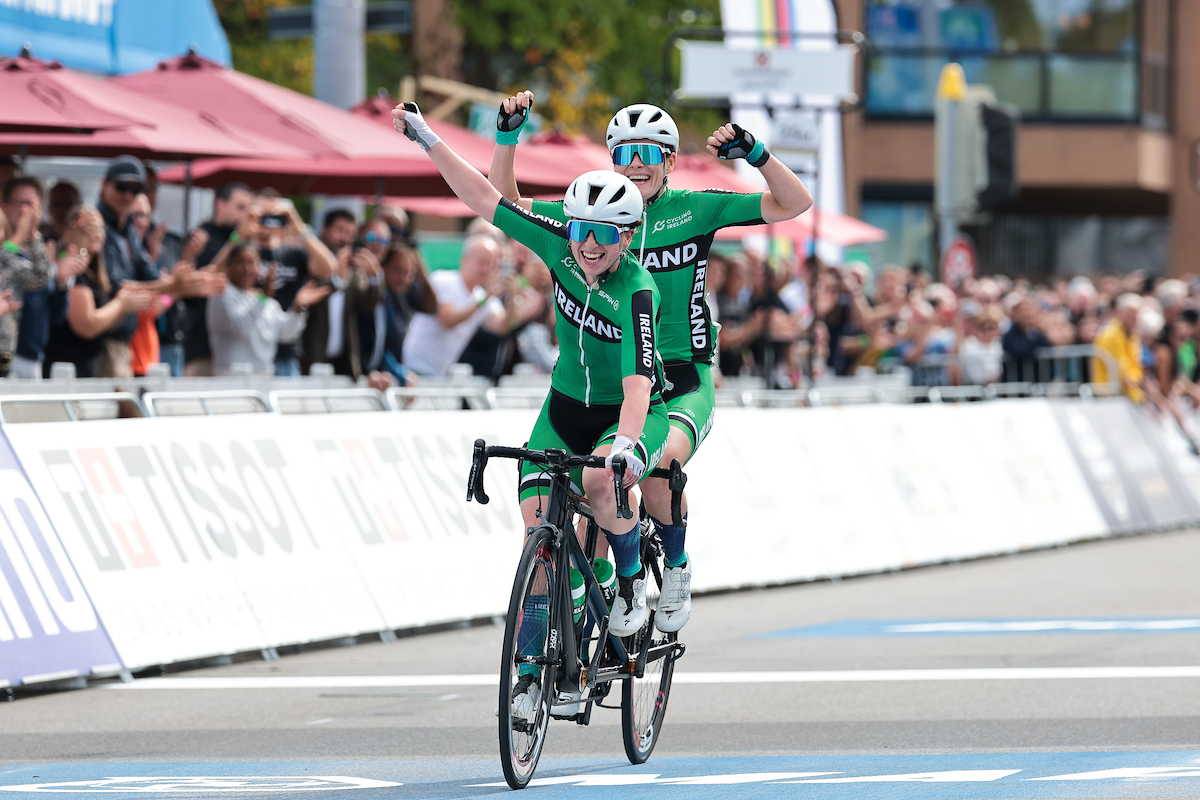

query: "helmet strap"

left=647, top=175, right=667, bottom=206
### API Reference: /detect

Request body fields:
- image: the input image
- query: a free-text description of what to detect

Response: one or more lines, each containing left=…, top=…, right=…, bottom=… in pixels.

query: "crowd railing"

left=0, top=345, right=1125, bottom=421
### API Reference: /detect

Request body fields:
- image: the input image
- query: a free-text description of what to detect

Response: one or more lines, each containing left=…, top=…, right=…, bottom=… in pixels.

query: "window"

left=864, top=0, right=1145, bottom=121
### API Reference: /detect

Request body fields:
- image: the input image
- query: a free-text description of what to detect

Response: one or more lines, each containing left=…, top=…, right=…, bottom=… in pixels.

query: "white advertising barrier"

left=0, top=399, right=1134, bottom=671
left=2, top=411, right=535, bottom=669
left=682, top=399, right=1108, bottom=592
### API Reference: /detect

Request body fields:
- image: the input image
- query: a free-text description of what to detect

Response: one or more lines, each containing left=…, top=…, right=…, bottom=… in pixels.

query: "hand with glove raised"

left=391, top=102, right=441, bottom=152
left=707, top=122, right=771, bottom=168
left=496, top=91, right=534, bottom=145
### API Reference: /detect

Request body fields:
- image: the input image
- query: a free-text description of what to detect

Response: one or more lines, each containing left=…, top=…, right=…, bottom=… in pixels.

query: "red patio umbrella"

left=0, top=77, right=309, bottom=161
left=114, top=52, right=407, bottom=160
left=125, top=53, right=579, bottom=196
left=0, top=49, right=143, bottom=133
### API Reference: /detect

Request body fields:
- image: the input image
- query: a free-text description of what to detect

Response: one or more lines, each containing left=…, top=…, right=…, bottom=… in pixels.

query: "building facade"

left=836, top=0, right=1196, bottom=278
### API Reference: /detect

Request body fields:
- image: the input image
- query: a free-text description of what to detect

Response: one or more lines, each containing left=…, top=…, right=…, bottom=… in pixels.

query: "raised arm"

left=393, top=103, right=503, bottom=222
left=708, top=123, right=813, bottom=224
left=488, top=91, right=536, bottom=211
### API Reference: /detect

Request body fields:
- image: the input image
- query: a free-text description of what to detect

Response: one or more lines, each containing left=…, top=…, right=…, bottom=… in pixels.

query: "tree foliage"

left=456, top=0, right=724, bottom=142
left=213, top=0, right=726, bottom=144
left=213, top=0, right=411, bottom=99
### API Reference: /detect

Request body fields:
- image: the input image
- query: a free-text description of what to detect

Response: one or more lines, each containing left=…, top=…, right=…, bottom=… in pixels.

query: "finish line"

left=102, top=666, right=1200, bottom=690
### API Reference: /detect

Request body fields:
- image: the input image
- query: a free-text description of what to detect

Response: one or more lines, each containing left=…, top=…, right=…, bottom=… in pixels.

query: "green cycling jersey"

left=532, top=186, right=763, bottom=365
left=492, top=198, right=664, bottom=406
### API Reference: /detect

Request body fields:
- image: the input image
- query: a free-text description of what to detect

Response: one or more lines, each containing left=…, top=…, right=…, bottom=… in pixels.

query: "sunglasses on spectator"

left=114, top=182, right=143, bottom=195
left=363, top=232, right=391, bottom=246
left=612, top=143, right=668, bottom=166
left=567, top=220, right=626, bottom=246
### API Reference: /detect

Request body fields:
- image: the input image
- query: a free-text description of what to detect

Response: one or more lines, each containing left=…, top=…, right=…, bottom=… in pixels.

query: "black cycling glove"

left=716, top=123, right=770, bottom=168
left=496, top=98, right=533, bottom=145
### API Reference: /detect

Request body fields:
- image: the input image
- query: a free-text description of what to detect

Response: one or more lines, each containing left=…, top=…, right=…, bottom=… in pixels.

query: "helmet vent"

left=627, top=110, right=641, bottom=126
left=610, top=184, right=627, bottom=204
left=647, top=111, right=662, bottom=123
left=588, top=184, right=603, bottom=205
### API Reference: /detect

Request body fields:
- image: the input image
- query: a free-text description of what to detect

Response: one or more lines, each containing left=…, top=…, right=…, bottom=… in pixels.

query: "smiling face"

left=611, top=138, right=676, bottom=202
left=569, top=226, right=634, bottom=283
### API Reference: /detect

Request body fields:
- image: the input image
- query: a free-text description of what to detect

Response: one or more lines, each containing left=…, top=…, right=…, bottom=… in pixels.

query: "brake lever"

left=668, top=459, right=687, bottom=529
left=466, top=439, right=490, bottom=504
left=612, top=456, right=633, bottom=520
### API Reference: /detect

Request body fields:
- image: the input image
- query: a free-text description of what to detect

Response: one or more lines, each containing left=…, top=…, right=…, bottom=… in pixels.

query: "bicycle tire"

left=499, top=527, right=558, bottom=789
left=620, top=542, right=675, bottom=764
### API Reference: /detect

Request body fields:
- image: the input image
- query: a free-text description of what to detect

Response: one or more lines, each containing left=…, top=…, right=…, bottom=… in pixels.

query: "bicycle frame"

left=467, top=440, right=687, bottom=707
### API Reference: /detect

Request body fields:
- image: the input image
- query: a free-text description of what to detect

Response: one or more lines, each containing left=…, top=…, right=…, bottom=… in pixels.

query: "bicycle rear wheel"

left=499, top=527, right=558, bottom=789
left=621, top=541, right=676, bottom=764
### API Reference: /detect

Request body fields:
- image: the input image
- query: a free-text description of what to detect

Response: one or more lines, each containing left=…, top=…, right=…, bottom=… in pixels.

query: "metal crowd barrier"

left=143, top=390, right=272, bottom=417
left=0, top=345, right=1130, bottom=422
left=0, top=392, right=148, bottom=423
left=269, top=388, right=389, bottom=414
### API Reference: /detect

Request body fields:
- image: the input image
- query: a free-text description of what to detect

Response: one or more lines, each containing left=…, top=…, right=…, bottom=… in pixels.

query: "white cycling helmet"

left=606, top=104, right=679, bottom=152
left=563, top=171, right=643, bottom=227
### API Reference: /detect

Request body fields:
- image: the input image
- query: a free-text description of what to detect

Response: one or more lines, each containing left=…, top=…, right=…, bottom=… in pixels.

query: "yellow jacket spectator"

left=1092, top=293, right=1144, bottom=403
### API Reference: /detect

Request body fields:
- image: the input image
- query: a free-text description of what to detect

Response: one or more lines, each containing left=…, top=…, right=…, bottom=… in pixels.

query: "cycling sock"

left=517, top=592, right=549, bottom=678
left=601, top=521, right=642, bottom=578
left=651, top=514, right=688, bottom=568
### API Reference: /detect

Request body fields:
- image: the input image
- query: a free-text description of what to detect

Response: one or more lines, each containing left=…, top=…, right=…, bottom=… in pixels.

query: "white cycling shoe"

left=609, top=566, right=648, bottom=636
left=510, top=674, right=541, bottom=721
left=655, top=560, right=691, bottom=632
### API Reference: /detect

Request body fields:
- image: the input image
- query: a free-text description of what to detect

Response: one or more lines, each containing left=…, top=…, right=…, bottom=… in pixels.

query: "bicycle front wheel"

left=499, top=527, right=558, bottom=789
left=621, top=558, right=675, bottom=763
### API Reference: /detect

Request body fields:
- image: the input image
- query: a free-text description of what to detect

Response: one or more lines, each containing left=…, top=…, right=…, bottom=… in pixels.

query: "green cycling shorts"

left=661, top=361, right=716, bottom=456
left=518, top=390, right=670, bottom=504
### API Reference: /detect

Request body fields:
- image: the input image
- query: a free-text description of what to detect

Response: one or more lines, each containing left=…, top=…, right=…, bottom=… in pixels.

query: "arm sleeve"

left=530, top=199, right=569, bottom=222
left=624, top=288, right=658, bottom=382
left=696, top=190, right=767, bottom=230
left=275, top=306, right=308, bottom=344
left=492, top=199, right=568, bottom=264
left=14, top=241, right=53, bottom=291
left=347, top=270, right=383, bottom=312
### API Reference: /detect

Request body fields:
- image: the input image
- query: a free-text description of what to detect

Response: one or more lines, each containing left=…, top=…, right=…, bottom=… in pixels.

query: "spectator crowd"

left=707, top=247, right=1200, bottom=435
left=2, top=153, right=1198, bottom=434
left=0, top=155, right=554, bottom=391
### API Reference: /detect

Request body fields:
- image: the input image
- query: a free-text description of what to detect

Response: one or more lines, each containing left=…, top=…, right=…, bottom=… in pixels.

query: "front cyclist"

left=393, top=102, right=670, bottom=717
left=489, top=94, right=812, bottom=632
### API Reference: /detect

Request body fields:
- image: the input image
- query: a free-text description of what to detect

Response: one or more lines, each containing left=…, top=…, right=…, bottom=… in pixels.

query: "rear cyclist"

left=393, top=102, right=670, bottom=714
left=489, top=94, right=813, bottom=632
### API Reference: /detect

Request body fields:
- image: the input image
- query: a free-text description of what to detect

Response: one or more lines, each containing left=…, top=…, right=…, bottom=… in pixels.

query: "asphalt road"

left=2, top=528, right=1199, bottom=798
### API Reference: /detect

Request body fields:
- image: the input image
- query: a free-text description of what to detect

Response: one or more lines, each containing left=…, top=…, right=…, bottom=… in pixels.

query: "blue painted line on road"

left=3, top=752, right=1200, bottom=798
left=757, top=617, right=1200, bottom=638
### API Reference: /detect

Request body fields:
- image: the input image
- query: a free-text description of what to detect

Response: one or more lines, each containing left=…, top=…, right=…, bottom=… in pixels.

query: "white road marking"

left=889, top=619, right=1200, bottom=634
left=0, top=777, right=401, bottom=793
left=1032, top=767, right=1200, bottom=781
left=304, top=718, right=333, bottom=725
left=786, top=770, right=1023, bottom=783
left=469, top=773, right=838, bottom=787
left=102, top=666, right=1200, bottom=691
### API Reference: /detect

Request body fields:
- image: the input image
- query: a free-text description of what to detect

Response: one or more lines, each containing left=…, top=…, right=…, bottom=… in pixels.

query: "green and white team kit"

left=532, top=186, right=764, bottom=365
left=492, top=199, right=670, bottom=498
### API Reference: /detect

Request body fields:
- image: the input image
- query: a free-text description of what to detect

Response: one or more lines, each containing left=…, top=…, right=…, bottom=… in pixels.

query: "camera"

left=260, top=213, right=289, bottom=229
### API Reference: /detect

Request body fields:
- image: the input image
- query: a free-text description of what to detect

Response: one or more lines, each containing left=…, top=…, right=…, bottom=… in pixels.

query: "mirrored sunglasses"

left=567, top=220, right=623, bottom=246
left=611, top=143, right=667, bottom=167
left=363, top=232, right=391, bottom=246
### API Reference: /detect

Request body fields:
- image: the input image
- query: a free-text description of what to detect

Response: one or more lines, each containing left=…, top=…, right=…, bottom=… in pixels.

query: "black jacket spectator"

left=98, top=198, right=157, bottom=342
left=1002, top=301, right=1051, bottom=382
